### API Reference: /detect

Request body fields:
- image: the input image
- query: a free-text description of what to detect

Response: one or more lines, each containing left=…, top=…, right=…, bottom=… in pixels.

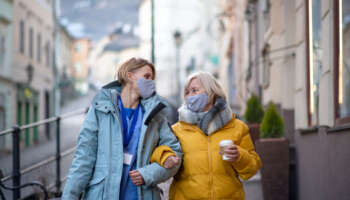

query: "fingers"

left=226, top=145, right=238, bottom=151
left=224, top=145, right=238, bottom=154
left=164, top=156, right=180, bottom=169
left=172, top=156, right=180, bottom=164
left=129, top=170, right=144, bottom=186
left=224, top=149, right=239, bottom=155
left=222, top=145, right=240, bottom=162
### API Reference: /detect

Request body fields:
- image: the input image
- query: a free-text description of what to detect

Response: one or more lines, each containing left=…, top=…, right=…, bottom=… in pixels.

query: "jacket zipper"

left=207, top=136, right=214, bottom=199
left=108, top=92, right=124, bottom=199
left=110, top=92, right=162, bottom=200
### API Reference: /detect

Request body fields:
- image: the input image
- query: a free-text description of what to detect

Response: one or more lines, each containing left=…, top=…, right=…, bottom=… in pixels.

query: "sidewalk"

left=243, top=171, right=263, bottom=200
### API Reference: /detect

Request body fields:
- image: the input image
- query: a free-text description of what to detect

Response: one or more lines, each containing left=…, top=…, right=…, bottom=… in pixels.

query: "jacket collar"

left=178, top=98, right=235, bottom=135
left=94, top=80, right=166, bottom=124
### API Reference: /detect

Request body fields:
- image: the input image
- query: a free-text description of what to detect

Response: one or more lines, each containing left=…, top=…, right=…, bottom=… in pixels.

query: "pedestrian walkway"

left=243, top=171, right=263, bottom=200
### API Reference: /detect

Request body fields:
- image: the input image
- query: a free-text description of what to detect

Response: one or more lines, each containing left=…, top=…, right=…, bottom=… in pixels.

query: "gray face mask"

left=186, top=93, right=208, bottom=112
left=137, top=78, right=155, bottom=99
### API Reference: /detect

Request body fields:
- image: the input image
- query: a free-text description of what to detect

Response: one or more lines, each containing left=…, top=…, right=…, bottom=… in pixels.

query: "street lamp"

left=26, top=64, right=34, bottom=84
left=173, top=30, right=182, bottom=107
left=173, top=31, right=183, bottom=48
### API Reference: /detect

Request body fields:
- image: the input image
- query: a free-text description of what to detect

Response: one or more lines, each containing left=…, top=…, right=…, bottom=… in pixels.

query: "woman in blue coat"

left=62, top=58, right=182, bottom=200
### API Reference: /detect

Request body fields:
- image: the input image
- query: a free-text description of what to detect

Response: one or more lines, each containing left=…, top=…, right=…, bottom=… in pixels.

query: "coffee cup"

left=219, top=140, right=234, bottom=160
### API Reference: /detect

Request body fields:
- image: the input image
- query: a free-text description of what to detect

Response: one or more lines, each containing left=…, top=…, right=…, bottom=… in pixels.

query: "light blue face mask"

left=186, top=93, right=208, bottom=112
left=137, top=78, right=155, bottom=99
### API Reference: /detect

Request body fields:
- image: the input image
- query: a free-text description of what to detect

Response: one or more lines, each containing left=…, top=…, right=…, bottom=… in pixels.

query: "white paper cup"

left=219, top=140, right=234, bottom=160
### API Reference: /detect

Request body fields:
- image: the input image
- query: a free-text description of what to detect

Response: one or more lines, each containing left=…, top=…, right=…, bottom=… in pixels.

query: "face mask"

left=186, top=93, right=208, bottom=112
left=137, top=78, right=155, bottom=99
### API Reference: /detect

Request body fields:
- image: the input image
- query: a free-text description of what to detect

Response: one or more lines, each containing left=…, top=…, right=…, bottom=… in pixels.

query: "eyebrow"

left=189, top=87, right=199, bottom=90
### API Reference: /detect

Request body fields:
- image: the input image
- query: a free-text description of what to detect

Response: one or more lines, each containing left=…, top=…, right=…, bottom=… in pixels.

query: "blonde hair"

left=184, top=71, right=227, bottom=103
left=116, top=57, right=155, bottom=84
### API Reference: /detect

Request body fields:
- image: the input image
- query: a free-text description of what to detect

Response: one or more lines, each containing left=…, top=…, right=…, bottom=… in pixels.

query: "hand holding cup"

left=219, top=140, right=240, bottom=163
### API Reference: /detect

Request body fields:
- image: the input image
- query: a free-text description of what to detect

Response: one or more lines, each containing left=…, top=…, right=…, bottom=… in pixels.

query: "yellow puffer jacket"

left=169, top=115, right=262, bottom=200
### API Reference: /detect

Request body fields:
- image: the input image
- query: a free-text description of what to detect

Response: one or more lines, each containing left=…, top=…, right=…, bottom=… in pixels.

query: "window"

left=20, top=20, right=25, bottom=54
left=0, top=35, right=5, bottom=68
left=263, top=0, right=271, bottom=31
left=52, top=48, right=55, bottom=68
left=29, top=27, right=33, bottom=59
left=0, top=94, right=5, bottom=132
left=75, top=43, right=81, bottom=53
left=33, top=105, right=38, bottom=142
left=307, top=0, right=322, bottom=126
left=335, top=0, right=350, bottom=124
left=75, top=62, right=82, bottom=74
left=37, top=33, right=41, bottom=62
left=45, top=41, right=50, bottom=66
left=262, top=44, right=271, bottom=88
left=0, top=107, right=5, bottom=131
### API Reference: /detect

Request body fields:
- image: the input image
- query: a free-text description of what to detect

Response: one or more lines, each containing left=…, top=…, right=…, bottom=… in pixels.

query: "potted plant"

left=244, top=94, right=264, bottom=145
left=255, top=102, right=289, bottom=200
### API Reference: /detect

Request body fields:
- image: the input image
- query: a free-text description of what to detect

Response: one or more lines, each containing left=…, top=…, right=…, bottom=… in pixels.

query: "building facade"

left=0, top=0, right=14, bottom=149
left=139, top=0, right=221, bottom=107
left=11, top=0, right=55, bottom=147
left=89, top=30, right=140, bottom=87
left=221, top=0, right=350, bottom=199
left=71, top=38, right=91, bottom=94
left=217, top=0, right=250, bottom=115
left=54, top=23, right=74, bottom=113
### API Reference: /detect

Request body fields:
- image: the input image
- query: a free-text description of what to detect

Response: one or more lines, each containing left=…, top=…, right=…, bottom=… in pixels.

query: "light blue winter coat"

left=62, top=81, right=183, bottom=200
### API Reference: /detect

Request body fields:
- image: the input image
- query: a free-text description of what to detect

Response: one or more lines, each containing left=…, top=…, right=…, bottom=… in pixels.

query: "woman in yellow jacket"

left=168, top=71, right=262, bottom=200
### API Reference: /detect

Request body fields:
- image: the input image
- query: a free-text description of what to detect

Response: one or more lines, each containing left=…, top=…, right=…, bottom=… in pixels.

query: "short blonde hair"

left=184, top=71, right=227, bottom=103
left=117, top=57, right=155, bottom=84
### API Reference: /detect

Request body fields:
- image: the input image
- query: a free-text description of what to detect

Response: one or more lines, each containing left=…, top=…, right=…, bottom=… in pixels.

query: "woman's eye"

left=144, top=75, right=151, bottom=79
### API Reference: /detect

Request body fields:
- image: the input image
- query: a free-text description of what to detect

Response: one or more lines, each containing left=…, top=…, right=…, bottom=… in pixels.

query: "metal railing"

left=0, top=107, right=88, bottom=200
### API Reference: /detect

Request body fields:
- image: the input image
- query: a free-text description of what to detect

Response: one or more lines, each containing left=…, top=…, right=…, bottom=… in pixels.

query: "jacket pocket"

left=85, top=176, right=106, bottom=200
left=88, top=175, right=105, bottom=186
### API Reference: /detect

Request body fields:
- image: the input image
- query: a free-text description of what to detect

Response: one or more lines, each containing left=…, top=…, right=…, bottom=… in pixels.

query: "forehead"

left=134, top=65, right=153, bottom=74
left=188, top=78, right=203, bottom=88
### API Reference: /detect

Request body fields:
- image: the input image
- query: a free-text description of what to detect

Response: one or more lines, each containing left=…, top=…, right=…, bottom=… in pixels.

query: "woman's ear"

left=126, top=72, right=134, bottom=82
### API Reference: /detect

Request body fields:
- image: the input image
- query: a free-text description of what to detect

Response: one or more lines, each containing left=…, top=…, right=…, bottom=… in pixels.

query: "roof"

left=103, top=30, right=139, bottom=52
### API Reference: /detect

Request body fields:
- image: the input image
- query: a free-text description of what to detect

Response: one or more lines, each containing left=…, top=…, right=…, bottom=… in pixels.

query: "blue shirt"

left=118, top=96, right=143, bottom=200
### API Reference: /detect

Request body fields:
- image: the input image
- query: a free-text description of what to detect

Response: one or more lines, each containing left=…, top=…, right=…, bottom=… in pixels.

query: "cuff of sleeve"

left=232, top=145, right=251, bottom=170
left=150, top=145, right=176, bottom=167
left=137, top=167, right=152, bottom=187
left=160, top=151, right=176, bottom=166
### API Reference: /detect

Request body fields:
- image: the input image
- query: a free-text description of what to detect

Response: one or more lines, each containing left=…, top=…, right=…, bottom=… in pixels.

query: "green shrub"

left=244, top=94, right=264, bottom=123
left=260, top=102, right=284, bottom=138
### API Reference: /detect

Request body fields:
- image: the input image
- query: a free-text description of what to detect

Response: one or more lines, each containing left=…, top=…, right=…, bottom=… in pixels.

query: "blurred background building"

left=71, top=38, right=90, bottom=94
left=2, top=0, right=56, bottom=148
left=0, top=0, right=14, bottom=150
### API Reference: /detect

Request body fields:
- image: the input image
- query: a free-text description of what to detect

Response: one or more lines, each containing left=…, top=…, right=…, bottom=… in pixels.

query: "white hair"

left=184, top=71, right=227, bottom=104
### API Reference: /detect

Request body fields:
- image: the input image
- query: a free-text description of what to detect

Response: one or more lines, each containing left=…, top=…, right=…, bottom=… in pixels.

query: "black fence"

left=0, top=108, right=88, bottom=200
